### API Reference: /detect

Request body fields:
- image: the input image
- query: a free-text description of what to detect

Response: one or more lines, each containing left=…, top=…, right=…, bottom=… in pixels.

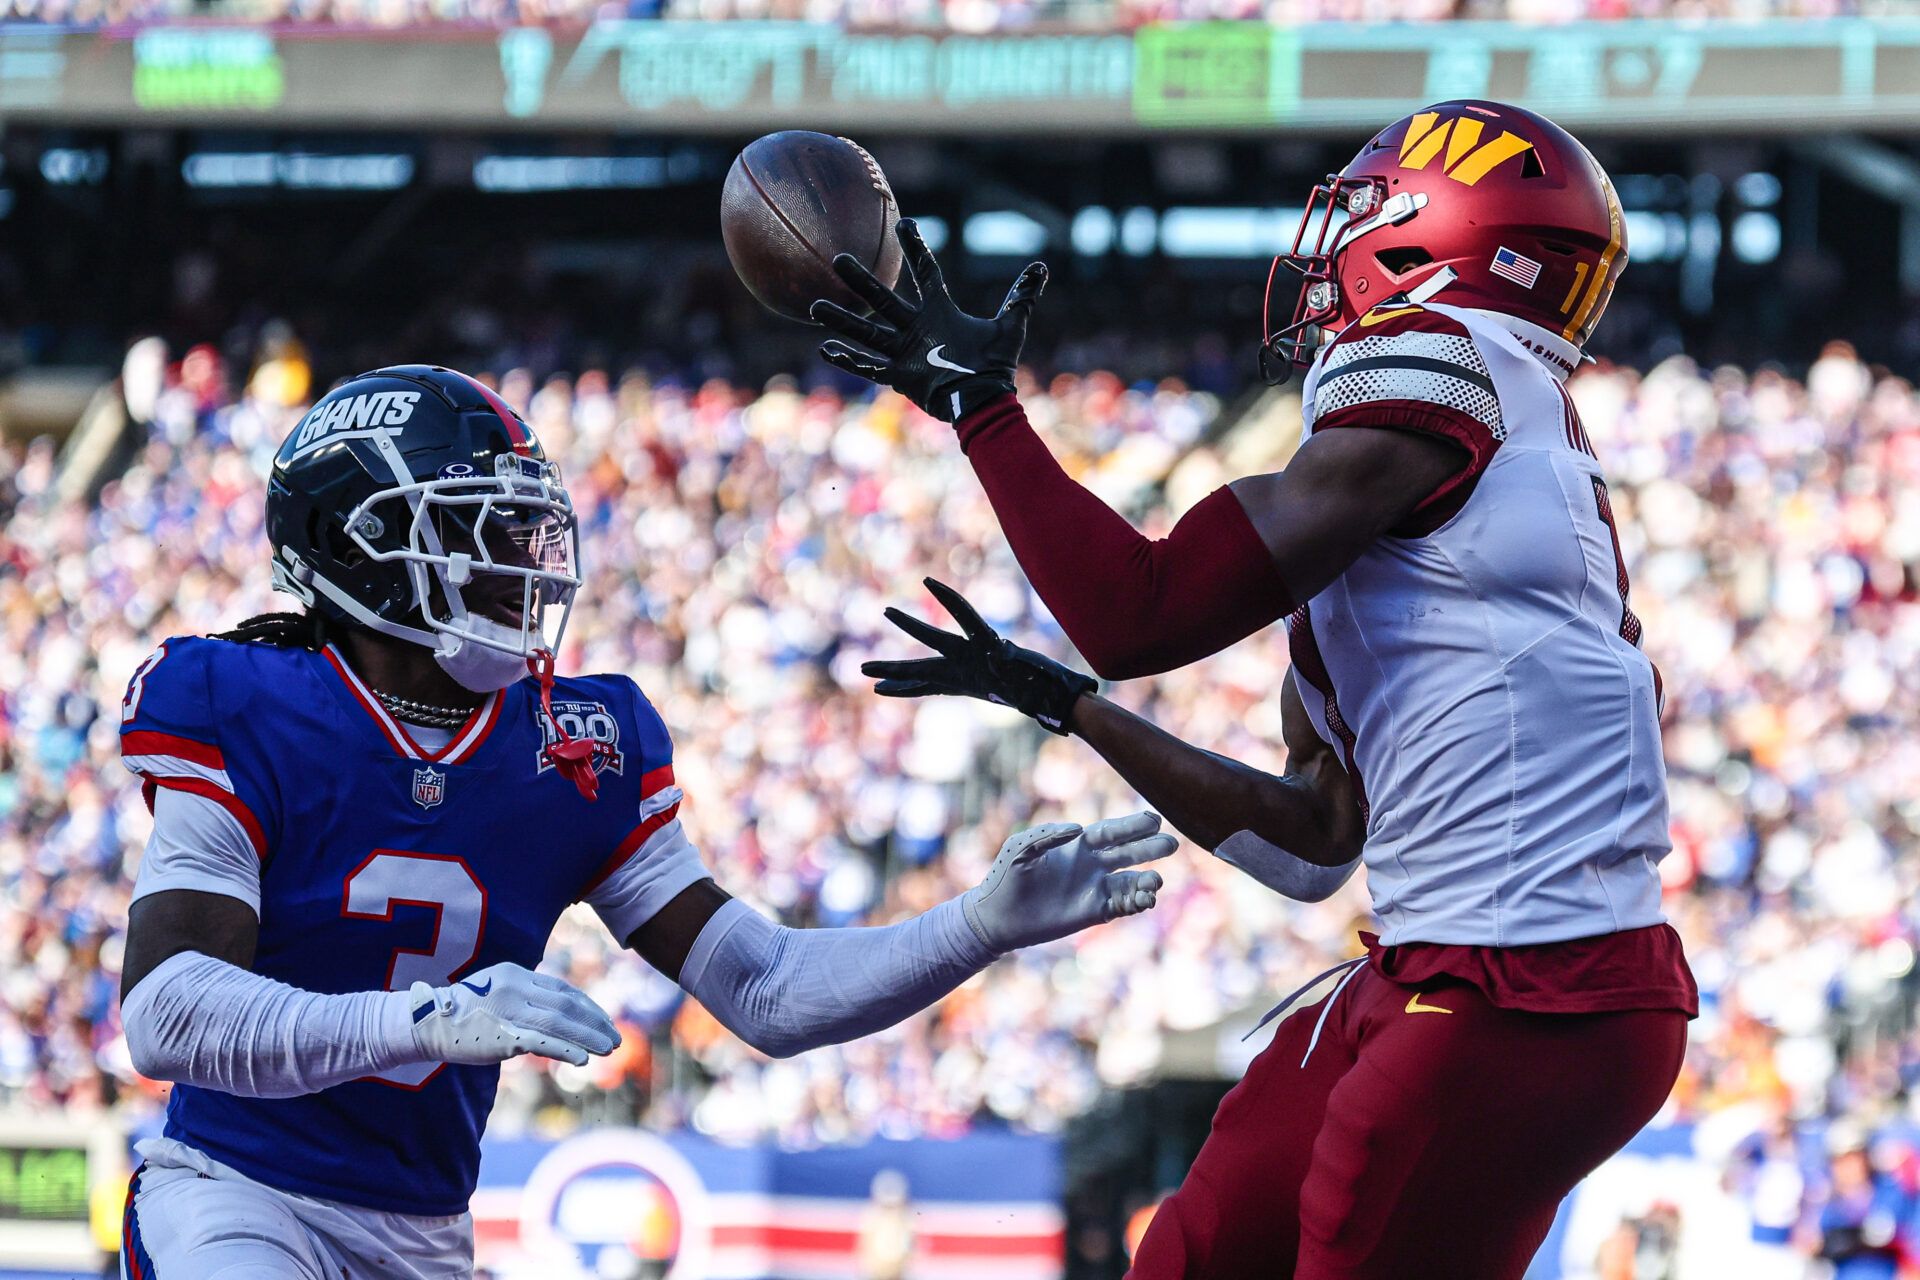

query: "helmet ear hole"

left=311, top=510, right=364, bottom=569
left=1374, top=246, right=1434, bottom=276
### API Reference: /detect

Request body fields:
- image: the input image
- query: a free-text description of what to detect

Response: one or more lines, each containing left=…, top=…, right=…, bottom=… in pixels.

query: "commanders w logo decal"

left=1398, top=112, right=1534, bottom=186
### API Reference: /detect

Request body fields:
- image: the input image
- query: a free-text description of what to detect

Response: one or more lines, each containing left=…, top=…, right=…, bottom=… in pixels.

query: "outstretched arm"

left=628, top=816, right=1173, bottom=1059
left=812, top=222, right=1460, bottom=680
left=864, top=582, right=1364, bottom=899
left=1069, top=679, right=1365, bottom=888
left=956, top=399, right=1459, bottom=678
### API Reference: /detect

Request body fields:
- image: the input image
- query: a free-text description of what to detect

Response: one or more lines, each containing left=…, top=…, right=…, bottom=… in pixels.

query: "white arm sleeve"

left=583, top=811, right=711, bottom=943
left=1215, top=830, right=1362, bottom=903
left=133, top=786, right=263, bottom=914
left=676, top=897, right=997, bottom=1059
left=121, top=951, right=418, bottom=1098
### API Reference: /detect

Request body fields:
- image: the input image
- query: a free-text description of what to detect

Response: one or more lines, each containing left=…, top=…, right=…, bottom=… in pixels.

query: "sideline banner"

left=469, top=1128, right=1064, bottom=1280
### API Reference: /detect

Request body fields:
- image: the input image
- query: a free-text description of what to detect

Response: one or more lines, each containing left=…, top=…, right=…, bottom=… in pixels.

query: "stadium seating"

left=1, top=334, right=1913, bottom=1181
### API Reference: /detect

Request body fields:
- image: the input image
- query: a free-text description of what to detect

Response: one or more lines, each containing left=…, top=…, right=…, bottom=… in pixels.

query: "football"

left=721, top=131, right=903, bottom=324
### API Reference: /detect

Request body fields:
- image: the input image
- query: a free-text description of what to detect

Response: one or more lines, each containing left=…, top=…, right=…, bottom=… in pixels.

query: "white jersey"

left=1292, top=300, right=1669, bottom=947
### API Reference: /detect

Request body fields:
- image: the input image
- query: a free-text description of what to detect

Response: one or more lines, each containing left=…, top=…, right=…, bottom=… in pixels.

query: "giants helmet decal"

left=1261, top=100, right=1627, bottom=382
left=266, top=364, right=581, bottom=663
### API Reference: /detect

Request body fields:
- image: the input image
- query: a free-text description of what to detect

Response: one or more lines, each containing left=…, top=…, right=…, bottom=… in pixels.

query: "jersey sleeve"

left=1310, top=305, right=1505, bottom=521
left=134, top=786, right=263, bottom=913
left=576, top=679, right=711, bottom=943
left=119, top=638, right=277, bottom=863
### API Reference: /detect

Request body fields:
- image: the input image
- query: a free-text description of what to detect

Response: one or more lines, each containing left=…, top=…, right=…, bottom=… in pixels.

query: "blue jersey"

left=120, top=636, right=683, bottom=1216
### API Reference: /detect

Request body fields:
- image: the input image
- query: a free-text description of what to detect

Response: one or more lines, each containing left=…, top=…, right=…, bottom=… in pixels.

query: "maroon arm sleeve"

left=955, top=393, right=1295, bottom=681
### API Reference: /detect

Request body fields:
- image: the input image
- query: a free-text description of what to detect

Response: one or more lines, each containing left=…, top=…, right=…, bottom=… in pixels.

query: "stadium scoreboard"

left=0, top=1119, right=124, bottom=1271
left=3, top=19, right=1920, bottom=134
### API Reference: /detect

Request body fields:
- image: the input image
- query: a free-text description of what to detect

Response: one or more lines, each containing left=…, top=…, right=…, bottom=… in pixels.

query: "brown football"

left=721, top=131, right=903, bottom=324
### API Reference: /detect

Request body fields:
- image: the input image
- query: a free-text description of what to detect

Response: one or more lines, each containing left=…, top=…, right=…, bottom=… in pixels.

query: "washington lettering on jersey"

left=118, top=636, right=689, bottom=1216
left=1293, top=301, right=1669, bottom=948
left=290, top=391, right=421, bottom=454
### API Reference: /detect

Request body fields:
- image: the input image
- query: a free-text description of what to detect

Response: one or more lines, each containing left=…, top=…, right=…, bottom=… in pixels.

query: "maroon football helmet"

left=1261, top=100, right=1628, bottom=383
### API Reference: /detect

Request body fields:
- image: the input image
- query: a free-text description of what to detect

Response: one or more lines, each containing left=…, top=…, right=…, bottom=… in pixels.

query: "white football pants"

left=121, top=1138, right=473, bottom=1279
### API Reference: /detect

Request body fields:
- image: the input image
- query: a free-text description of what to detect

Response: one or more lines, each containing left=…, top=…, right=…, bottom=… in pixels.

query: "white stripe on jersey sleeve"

left=637, top=784, right=683, bottom=824
left=133, top=785, right=263, bottom=914
left=584, top=817, right=712, bottom=944
left=122, top=754, right=236, bottom=793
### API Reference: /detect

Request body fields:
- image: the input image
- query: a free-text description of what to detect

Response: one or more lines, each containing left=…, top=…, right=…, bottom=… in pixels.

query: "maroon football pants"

left=1127, top=963, right=1686, bottom=1280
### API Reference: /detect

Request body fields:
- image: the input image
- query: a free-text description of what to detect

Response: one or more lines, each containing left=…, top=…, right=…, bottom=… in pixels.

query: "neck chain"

left=372, top=689, right=478, bottom=729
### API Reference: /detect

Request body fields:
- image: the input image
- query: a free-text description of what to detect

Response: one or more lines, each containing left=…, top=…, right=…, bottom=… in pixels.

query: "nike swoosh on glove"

left=408, top=961, right=620, bottom=1068
left=811, top=218, right=1046, bottom=423
left=963, top=812, right=1177, bottom=954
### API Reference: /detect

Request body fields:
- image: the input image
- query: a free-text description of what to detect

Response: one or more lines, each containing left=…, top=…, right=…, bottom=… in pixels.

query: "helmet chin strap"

left=1405, top=265, right=1458, bottom=305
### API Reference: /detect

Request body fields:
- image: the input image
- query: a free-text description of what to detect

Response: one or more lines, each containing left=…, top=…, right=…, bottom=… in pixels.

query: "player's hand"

left=962, top=813, right=1176, bottom=954
left=811, top=219, right=1046, bottom=423
left=862, top=578, right=1094, bottom=735
left=407, top=962, right=619, bottom=1068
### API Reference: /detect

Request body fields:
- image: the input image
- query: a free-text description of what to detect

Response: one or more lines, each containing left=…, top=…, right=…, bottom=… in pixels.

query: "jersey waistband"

left=135, top=1136, right=473, bottom=1226
left=1365, top=923, right=1698, bottom=1018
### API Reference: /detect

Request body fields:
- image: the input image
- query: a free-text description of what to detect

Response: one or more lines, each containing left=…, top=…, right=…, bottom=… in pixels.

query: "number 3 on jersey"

left=343, top=851, right=488, bottom=1088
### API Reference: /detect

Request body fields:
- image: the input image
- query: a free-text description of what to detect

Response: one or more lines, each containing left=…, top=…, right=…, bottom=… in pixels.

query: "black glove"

left=811, top=219, right=1047, bottom=423
left=861, top=578, right=1095, bottom=735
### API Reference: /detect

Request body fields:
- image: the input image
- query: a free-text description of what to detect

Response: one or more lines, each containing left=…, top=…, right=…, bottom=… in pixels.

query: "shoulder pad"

left=1314, top=304, right=1502, bottom=442
left=120, top=636, right=219, bottom=748
left=119, top=636, right=279, bottom=857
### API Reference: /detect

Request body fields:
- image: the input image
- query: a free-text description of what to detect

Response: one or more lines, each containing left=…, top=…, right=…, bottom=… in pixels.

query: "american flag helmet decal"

left=1490, top=246, right=1543, bottom=289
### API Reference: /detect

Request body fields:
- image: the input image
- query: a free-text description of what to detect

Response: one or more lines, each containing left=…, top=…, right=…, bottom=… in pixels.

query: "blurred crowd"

left=8, top=328, right=1920, bottom=1267
left=2, top=0, right=1909, bottom=32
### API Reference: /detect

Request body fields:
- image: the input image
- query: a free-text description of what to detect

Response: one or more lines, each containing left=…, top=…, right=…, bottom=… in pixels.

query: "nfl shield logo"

left=412, top=766, right=446, bottom=810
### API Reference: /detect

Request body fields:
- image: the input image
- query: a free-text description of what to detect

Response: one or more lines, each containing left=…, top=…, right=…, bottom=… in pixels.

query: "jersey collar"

left=1473, top=310, right=1582, bottom=384
left=321, top=644, right=504, bottom=765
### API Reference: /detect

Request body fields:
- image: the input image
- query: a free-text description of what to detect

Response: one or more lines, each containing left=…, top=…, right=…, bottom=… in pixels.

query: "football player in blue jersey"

left=115, top=365, right=1174, bottom=1279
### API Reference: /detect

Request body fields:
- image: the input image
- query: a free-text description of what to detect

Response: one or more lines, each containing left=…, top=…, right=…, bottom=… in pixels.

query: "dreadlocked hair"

left=214, top=611, right=332, bottom=651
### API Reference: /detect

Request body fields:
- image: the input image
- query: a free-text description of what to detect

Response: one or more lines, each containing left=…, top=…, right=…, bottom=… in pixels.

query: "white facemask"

left=433, top=617, right=534, bottom=693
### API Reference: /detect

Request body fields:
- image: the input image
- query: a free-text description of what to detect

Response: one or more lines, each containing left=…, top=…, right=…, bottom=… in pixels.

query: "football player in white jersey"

left=814, top=100, right=1696, bottom=1279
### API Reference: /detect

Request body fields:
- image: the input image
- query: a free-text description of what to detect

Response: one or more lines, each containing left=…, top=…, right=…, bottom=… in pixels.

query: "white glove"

left=962, top=811, right=1176, bottom=954
left=407, top=962, right=620, bottom=1068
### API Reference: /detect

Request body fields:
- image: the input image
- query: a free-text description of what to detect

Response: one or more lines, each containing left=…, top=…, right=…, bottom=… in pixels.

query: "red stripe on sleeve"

left=120, top=730, right=225, bottom=770
left=1313, top=398, right=1500, bottom=507
left=142, top=774, right=270, bottom=860
left=576, top=801, right=681, bottom=900
left=640, top=763, right=675, bottom=798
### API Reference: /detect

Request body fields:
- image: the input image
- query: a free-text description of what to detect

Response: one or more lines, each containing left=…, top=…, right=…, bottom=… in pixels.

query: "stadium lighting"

left=472, top=156, right=672, bottom=193
left=963, top=211, right=1048, bottom=257
left=181, top=151, right=414, bottom=191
